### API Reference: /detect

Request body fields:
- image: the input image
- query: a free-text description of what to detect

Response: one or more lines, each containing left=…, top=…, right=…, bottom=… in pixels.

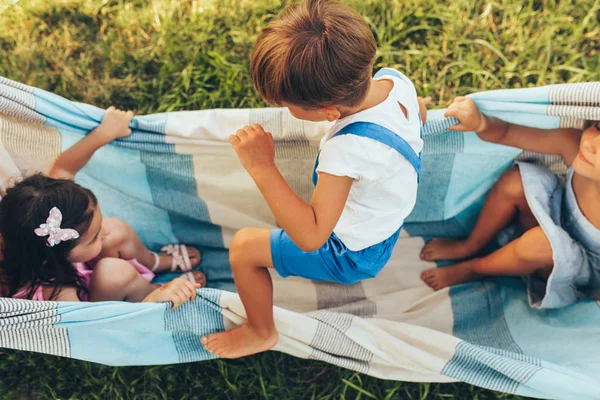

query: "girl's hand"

left=142, top=278, right=200, bottom=310
left=229, top=124, right=276, bottom=176
left=444, top=97, right=510, bottom=143
left=444, top=96, right=487, bottom=132
left=93, top=106, right=134, bottom=144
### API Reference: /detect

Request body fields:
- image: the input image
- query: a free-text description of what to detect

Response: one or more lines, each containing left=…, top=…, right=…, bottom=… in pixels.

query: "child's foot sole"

left=201, top=324, right=278, bottom=359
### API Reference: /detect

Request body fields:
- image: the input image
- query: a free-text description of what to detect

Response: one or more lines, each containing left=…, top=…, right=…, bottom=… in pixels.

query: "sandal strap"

left=179, top=245, right=192, bottom=272
left=161, top=244, right=192, bottom=272
left=150, top=251, right=160, bottom=272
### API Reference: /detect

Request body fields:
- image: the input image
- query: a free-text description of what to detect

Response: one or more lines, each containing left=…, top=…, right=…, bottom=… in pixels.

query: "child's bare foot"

left=201, top=323, right=278, bottom=359
left=420, top=260, right=480, bottom=290
left=150, top=245, right=202, bottom=273
left=420, top=238, right=476, bottom=261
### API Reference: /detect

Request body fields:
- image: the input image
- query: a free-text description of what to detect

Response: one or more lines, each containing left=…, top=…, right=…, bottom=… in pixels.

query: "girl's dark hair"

left=0, top=174, right=97, bottom=300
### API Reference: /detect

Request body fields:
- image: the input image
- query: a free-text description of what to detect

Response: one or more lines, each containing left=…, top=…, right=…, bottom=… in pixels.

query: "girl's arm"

left=230, top=124, right=353, bottom=252
left=445, top=97, right=582, bottom=164
left=43, top=286, right=79, bottom=301
left=48, top=107, right=133, bottom=180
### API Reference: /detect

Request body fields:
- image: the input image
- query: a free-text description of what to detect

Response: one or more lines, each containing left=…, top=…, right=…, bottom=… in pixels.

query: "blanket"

left=1, top=75, right=600, bottom=399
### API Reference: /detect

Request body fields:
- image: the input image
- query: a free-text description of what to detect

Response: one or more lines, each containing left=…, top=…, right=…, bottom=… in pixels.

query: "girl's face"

left=573, top=120, right=600, bottom=182
left=67, top=206, right=109, bottom=263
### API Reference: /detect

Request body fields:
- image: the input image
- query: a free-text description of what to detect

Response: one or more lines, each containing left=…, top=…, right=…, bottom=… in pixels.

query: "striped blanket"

left=1, top=76, right=599, bottom=399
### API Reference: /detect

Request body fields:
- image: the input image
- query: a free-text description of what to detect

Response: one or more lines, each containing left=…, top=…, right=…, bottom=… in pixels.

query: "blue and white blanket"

left=1, top=76, right=599, bottom=399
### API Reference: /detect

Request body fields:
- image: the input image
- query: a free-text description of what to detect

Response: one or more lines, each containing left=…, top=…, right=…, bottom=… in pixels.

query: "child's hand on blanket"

left=444, top=97, right=509, bottom=143
left=142, top=278, right=200, bottom=310
left=94, top=106, right=134, bottom=144
left=229, top=124, right=276, bottom=176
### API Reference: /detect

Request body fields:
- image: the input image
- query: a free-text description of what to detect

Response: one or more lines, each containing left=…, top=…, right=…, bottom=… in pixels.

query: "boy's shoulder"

left=373, top=68, right=416, bottom=94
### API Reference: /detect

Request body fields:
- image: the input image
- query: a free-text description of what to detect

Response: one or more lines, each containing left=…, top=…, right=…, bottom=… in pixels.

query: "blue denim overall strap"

left=312, top=121, right=422, bottom=186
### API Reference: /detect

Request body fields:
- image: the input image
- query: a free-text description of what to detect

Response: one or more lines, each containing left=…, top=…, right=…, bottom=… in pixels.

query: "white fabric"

left=316, top=73, right=423, bottom=250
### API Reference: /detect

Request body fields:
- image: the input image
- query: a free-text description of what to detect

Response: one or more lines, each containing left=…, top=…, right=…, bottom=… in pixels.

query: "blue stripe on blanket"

left=57, top=289, right=223, bottom=366
left=500, top=280, right=600, bottom=384
left=442, top=341, right=542, bottom=394
left=450, top=280, right=522, bottom=353
left=165, top=288, right=224, bottom=363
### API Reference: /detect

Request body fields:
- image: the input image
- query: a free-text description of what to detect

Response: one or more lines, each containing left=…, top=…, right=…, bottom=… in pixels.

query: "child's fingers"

left=178, top=283, right=194, bottom=300
left=443, top=107, right=457, bottom=119
left=106, top=106, right=116, bottom=112
left=251, top=124, right=265, bottom=134
left=229, top=134, right=240, bottom=146
left=447, top=124, right=464, bottom=131
left=235, top=129, right=248, bottom=140
left=170, top=292, right=186, bottom=310
left=183, top=280, right=197, bottom=295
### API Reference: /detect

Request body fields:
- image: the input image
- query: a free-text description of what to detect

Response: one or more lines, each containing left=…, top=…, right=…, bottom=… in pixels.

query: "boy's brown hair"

left=250, top=0, right=376, bottom=109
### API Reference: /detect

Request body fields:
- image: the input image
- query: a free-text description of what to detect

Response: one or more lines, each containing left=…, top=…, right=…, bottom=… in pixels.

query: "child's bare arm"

left=231, top=124, right=352, bottom=252
left=49, top=107, right=133, bottom=180
left=445, top=97, right=581, bottom=164
left=43, top=286, right=79, bottom=301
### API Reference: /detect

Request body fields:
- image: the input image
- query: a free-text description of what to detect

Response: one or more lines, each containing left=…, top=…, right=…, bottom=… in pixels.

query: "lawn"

left=0, top=0, right=598, bottom=398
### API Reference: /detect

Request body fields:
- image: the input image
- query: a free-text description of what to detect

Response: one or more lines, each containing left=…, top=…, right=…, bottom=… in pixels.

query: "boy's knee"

left=229, top=228, right=258, bottom=267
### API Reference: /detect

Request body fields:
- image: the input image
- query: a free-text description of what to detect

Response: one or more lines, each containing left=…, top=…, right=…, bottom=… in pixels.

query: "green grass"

left=0, top=0, right=598, bottom=398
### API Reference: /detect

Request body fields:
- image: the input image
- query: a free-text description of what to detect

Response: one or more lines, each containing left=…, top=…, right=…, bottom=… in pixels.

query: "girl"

left=0, top=107, right=205, bottom=306
left=420, top=96, right=600, bottom=309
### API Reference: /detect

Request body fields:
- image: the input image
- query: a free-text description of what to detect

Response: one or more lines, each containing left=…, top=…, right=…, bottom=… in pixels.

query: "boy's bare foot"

left=201, top=323, right=278, bottom=359
left=420, top=238, right=476, bottom=261
left=420, top=260, right=480, bottom=290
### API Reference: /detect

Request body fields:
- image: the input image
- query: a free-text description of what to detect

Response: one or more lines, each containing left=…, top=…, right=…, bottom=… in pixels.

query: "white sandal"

left=150, top=244, right=202, bottom=284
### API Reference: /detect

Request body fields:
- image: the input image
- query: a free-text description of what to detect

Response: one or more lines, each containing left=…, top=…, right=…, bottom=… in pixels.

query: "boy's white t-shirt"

left=315, top=71, right=423, bottom=251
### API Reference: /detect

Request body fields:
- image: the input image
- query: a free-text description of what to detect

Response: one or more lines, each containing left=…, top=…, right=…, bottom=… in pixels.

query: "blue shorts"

left=270, top=229, right=400, bottom=284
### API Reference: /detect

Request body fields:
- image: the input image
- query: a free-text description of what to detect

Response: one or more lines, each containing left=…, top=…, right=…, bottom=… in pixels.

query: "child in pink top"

left=1, top=107, right=204, bottom=306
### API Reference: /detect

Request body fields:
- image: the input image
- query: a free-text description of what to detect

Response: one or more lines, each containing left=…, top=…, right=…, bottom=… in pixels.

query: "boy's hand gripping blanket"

left=1, top=76, right=600, bottom=399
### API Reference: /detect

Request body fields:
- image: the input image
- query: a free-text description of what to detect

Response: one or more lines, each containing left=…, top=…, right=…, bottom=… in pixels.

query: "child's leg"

left=421, top=166, right=537, bottom=261
left=202, top=227, right=278, bottom=359
left=88, top=258, right=160, bottom=302
left=99, top=218, right=201, bottom=271
left=421, top=226, right=554, bottom=290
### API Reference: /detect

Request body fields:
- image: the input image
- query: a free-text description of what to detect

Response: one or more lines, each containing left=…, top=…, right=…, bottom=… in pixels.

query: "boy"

left=202, top=0, right=426, bottom=358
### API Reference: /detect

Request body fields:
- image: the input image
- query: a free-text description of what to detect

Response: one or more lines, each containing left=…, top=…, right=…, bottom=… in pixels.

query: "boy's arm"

left=48, top=107, right=133, bottom=180
left=445, top=97, right=581, bottom=164
left=231, top=124, right=352, bottom=252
